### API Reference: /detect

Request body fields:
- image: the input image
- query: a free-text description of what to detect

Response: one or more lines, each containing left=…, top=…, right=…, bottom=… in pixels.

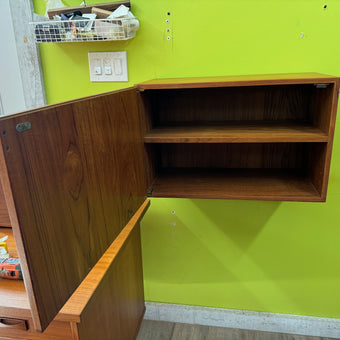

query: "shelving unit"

left=144, top=123, right=328, bottom=143
left=0, top=228, right=29, bottom=315
left=0, top=72, right=338, bottom=339
left=138, top=73, right=339, bottom=202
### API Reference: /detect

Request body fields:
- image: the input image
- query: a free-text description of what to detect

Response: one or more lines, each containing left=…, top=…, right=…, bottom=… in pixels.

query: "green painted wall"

left=33, top=0, right=340, bottom=318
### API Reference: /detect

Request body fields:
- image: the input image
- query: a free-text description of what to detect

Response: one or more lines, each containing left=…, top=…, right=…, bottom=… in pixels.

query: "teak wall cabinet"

left=0, top=73, right=338, bottom=339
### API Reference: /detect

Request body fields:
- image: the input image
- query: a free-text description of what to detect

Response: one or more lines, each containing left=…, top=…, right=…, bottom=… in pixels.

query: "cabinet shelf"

left=0, top=228, right=29, bottom=315
left=144, top=123, right=328, bottom=143
left=149, top=169, right=321, bottom=201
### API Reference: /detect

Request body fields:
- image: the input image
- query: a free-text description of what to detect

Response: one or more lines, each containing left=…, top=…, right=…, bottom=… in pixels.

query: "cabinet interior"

left=0, top=227, right=29, bottom=314
left=141, top=83, right=334, bottom=201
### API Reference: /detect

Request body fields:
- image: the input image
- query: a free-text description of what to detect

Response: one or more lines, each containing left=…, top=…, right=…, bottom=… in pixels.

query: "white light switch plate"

left=88, top=51, right=128, bottom=82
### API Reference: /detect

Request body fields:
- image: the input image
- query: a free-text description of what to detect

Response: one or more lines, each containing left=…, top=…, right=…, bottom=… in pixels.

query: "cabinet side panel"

left=77, top=223, right=145, bottom=340
left=0, top=88, right=147, bottom=331
left=309, top=83, right=339, bottom=198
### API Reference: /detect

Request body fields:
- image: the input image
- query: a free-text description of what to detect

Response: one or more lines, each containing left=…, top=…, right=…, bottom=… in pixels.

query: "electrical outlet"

left=88, top=52, right=128, bottom=82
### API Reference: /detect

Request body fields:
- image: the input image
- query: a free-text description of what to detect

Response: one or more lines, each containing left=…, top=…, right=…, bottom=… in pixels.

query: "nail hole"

left=171, top=210, right=175, bottom=214
left=6, top=146, right=10, bottom=152
left=167, top=36, right=171, bottom=40
left=166, top=19, right=170, bottom=24
left=167, top=12, right=171, bottom=16
left=323, top=4, right=327, bottom=8
left=166, top=28, right=170, bottom=32
left=2, top=131, right=6, bottom=135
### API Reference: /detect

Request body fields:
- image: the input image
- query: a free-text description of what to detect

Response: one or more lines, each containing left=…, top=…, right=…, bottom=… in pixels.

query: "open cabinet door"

left=0, top=87, right=147, bottom=332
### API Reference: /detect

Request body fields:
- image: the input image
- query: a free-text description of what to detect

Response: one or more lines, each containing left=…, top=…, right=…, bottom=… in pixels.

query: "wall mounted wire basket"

left=30, top=17, right=139, bottom=43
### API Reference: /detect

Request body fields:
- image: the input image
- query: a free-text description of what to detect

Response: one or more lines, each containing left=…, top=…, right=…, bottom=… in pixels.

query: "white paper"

left=44, top=0, right=66, bottom=17
left=0, top=236, right=8, bottom=243
left=108, top=5, right=130, bottom=19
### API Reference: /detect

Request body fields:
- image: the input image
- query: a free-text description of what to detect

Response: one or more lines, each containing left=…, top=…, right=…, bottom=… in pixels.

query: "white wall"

left=0, top=0, right=27, bottom=116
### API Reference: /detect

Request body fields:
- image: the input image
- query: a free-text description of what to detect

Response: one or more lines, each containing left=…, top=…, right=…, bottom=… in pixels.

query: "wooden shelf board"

left=150, top=169, right=322, bottom=202
left=0, top=227, right=30, bottom=315
left=144, top=124, right=328, bottom=143
left=137, top=73, right=338, bottom=90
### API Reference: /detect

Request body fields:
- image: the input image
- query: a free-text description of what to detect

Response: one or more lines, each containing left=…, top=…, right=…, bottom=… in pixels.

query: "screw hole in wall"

left=324, top=4, right=327, bottom=8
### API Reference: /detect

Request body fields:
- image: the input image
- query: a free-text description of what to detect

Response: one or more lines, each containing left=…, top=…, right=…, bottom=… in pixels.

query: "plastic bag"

left=44, top=0, right=66, bottom=17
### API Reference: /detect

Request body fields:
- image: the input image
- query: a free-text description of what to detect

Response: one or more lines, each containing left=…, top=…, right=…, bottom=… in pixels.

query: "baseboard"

left=144, top=302, right=340, bottom=339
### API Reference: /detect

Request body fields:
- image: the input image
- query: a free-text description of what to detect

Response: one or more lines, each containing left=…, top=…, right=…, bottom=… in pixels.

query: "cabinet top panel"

left=137, top=73, right=339, bottom=90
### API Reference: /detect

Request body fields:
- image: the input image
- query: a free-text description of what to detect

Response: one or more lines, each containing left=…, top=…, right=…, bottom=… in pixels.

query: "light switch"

left=114, top=59, right=122, bottom=75
left=104, top=66, right=112, bottom=75
left=88, top=52, right=128, bottom=82
left=94, top=66, right=102, bottom=75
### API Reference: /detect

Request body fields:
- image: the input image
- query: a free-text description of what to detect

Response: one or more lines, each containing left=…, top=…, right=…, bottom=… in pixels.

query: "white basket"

left=30, top=17, right=139, bottom=43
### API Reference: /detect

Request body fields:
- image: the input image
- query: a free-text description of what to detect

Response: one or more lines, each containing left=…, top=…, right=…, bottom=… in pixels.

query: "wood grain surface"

left=0, top=183, right=10, bottom=227
left=71, top=200, right=149, bottom=340
left=150, top=169, right=321, bottom=201
left=59, top=199, right=150, bottom=322
left=155, top=143, right=311, bottom=169
left=137, top=73, right=338, bottom=90
left=0, top=318, right=74, bottom=340
left=146, top=85, right=313, bottom=125
left=144, top=124, right=328, bottom=143
left=141, top=75, right=339, bottom=202
left=0, top=87, right=147, bottom=331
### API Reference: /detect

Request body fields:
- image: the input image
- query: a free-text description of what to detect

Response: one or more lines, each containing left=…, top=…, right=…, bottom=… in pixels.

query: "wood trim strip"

left=47, top=1, right=131, bottom=19
left=0, top=140, right=41, bottom=330
left=137, top=73, right=338, bottom=90
left=57, top=199, right=150, bottom=322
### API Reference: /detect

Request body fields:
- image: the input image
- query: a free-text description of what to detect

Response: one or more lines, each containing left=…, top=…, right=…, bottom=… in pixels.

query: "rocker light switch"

left=88, top=52, right=128, bottom=82
left=104, top=66, right=112, bottom=75
left=94, top=66, right=102, bottom=75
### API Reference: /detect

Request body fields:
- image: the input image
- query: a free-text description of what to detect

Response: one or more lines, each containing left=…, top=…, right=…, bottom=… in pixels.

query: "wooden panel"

left=138, top=73, right=338, bottom=90
left=0, top=318, right=73, bottom=340
left=156, top=143, right=310, bottom=169
left=147, top=86, right=313, bottom=125
left=47, top=1, right=131, bottom=19
left=0, top=87, right=147, bottom=331
left=59, top=200, right=150, bottom=340
left=310, top=82, right=339, bottom=199
left=310, top=84, right=336, bottom=134
left=0, top=182, right=10, bottom=227
left=150, top=169, right=321, bottom=202
left=144, top=124, right=328, bottom=143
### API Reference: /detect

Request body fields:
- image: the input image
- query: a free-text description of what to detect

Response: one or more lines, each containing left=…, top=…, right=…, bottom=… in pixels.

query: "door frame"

left=2, top=0, right=46, bottom=115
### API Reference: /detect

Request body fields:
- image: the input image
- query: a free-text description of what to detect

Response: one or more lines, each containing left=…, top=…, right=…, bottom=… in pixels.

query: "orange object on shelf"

left=0, top=257, right=23, bottom=280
